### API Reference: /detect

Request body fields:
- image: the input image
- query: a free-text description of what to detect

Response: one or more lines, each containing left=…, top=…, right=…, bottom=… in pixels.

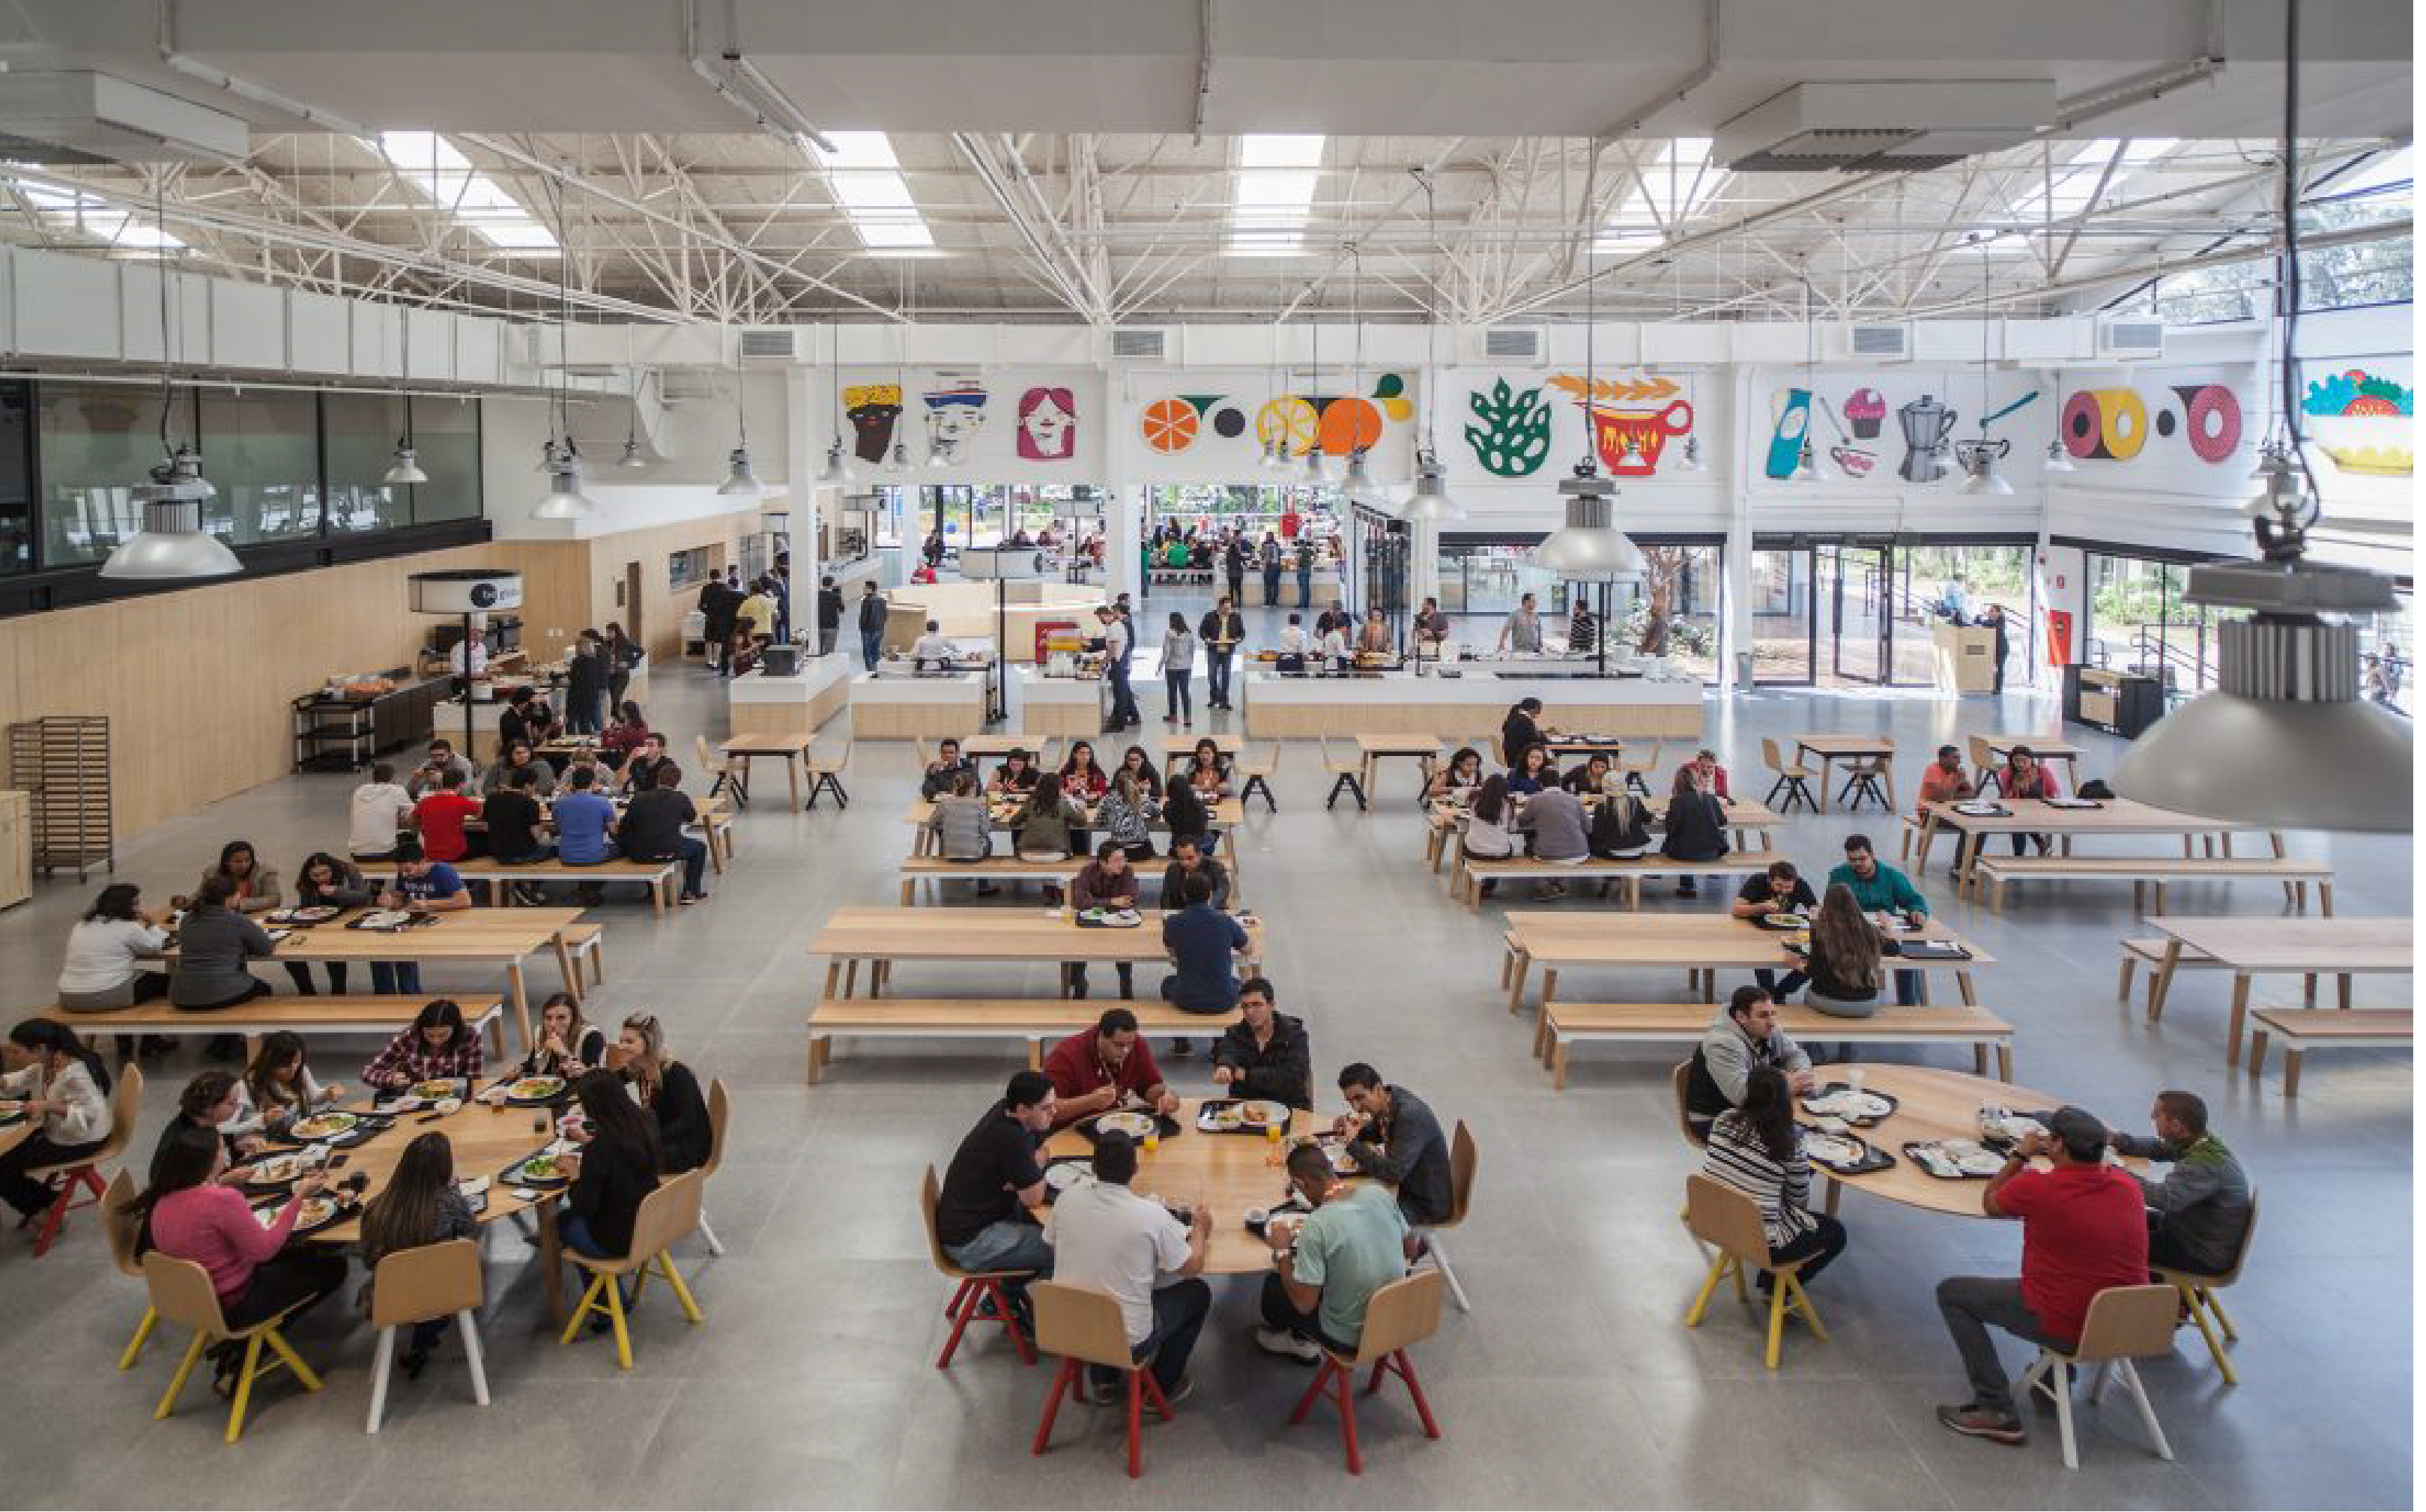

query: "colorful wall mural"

left=2059, top=383, right=2241, bottom=465
left=2303, top=366, right=2413, bottom=477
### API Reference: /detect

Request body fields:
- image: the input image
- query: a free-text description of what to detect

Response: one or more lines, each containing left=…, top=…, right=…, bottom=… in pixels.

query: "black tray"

left=1072, top=910, right=1143, bottom=930
left=1797, top=1083, right=1900, bottom=1128
left=1902, top=1142, right=2000, bottom=1180
left=250, top=1191, right=359, bottom=1239
left=1893, top=940, right=1973, bottom=962
left=348, top=913, right=440, bottom=933
left=497, top=1150, right=572, bottom=1189
left=262, top=1112, right=392, bottom=1149
left=1039, top=1155, right=1092, bottom=1205
left=1244, top=1196, right=1313, bottom=1238
left=1077, top=1110, right=1180, bottom=1144
left=1800, top=1131, right=1895, bottom=1176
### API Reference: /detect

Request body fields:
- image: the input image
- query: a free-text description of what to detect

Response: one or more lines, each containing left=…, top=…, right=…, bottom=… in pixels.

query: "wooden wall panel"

left=571, top=517, right=747, bottom=665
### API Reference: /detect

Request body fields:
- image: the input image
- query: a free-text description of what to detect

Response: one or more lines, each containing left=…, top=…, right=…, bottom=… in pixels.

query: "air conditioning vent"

left=1716, top=81, right=2053, bottom=173
left=1484, top=327, right=1544, bottom=360
left=1110, top=328, right=1168, bottom=360
left=656, top=371, right=725, bottom=405
left=1848, top=324, right=1912, bottom=360
left=736, top=327, right=803, bottom=363
left=2097, top=320, right=2166, bottom=360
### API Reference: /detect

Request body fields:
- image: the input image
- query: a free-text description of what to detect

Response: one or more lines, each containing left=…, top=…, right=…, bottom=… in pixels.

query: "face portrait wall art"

left=1017, top=386, right=1077, bottom=461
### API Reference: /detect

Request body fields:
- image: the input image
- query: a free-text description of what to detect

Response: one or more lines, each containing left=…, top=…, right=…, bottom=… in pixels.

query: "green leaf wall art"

left=1465, top=378, right=1552, bottom=477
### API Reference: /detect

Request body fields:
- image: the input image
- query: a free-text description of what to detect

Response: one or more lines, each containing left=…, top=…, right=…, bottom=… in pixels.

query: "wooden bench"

left=372, top=858, right=680, bottom=916
left=41, top=996, right=509, bottom=1065
left=805, top=997, right=1215, bottom=1083
left=1536, top=1001, right=2015, bottom=1090
left=563, top=923, right=605, bottom=990
left=1970, top=856, right=2334, bottom=916
left=895, top=856, right=1079, bottom=904
left=1453, top=853, right=1774, bottom=912
left=2245, top=1008, right=2413, bottom=1097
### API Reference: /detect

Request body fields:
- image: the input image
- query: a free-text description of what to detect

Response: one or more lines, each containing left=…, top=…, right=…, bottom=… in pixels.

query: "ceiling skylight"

left=1227, top=134, right=1325, bottom=257
left=812, top=132, right=936, bottom=251
left=1594, top=138, right=1728, bottom=255
left=2013, top=138, right=2180, bottom=223
left=375, top=130, right=558, bottom=255
left=6, top=174, right=184, bottom=252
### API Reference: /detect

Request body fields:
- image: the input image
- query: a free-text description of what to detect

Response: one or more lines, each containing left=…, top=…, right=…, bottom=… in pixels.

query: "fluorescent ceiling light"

left=1228, top=134, right=1325, bottom=256
left=1594, top=138, right=1727, bottom=255
left=376, top=130, right=558, bottom=255
left=813, top=131, right=936, bottom=251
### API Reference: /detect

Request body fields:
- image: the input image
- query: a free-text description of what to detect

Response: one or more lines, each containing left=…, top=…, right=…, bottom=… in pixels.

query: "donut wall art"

left=2059, top=381, right=2245, bottom=465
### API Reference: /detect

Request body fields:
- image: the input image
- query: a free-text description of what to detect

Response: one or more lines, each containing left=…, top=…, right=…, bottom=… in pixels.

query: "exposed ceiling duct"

left=0, top=70, right=248, bottom=165
left=1715, top=81, right=2057, bottom=172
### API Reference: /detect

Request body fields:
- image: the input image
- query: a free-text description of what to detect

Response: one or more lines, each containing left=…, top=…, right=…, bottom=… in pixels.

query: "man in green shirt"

left=1254, top=1141, right=1418, bottom=1363
left=1825, top=832, right=1927, bottom=1006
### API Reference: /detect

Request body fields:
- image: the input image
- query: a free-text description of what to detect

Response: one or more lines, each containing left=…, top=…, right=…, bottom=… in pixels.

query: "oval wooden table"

left=1805, top=1064, right=2138, bottom=1219
left=1038, top=1097, right=1361, bottom=1274
left=261, top=1089, right=577, bottom=1321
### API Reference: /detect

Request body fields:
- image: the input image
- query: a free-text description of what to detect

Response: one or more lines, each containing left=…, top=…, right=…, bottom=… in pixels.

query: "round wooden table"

left=1806, top=1064, right=2137, bottom=1219
left=1039, top=1097, right=1355, bottom=1274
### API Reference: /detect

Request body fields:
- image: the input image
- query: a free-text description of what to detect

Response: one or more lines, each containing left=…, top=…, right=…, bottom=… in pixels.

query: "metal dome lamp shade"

left=1958, top=447, right=2014, bottom=495
left=813, top=325, right=855, bottom=486
left=1340, top=447, right=1390, bottom=509
left=814, top=438, right=855, bottom=486
left=718, top=442, right=761, bottom=497
left=531, top=178, right=595, bottom=519
left=1673, top=433, right=1707, bottom=474
left=2042, top=438, right=2076, bottom=474
left=1400, top=172, right=1463, bottom=521
left=618, top=438, right=648, bottom=469
left=382, top=439, right=429, bottom=486
left=1400, top=447, right=1465, bottom=523
left=533, top=441, right=595, bottom=520
left=101, top=445, right=239, bottom=579
left=617, top=369, right=650, bottom=467
left=2116, top=0, right=2411, bottom=835
left=1533, top=465, right=1645, bottom=581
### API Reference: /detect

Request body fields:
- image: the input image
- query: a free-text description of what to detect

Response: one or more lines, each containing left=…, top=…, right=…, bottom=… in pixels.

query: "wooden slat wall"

left=570, top=518, right=745, bottom=665
left=0, top=540, right=585, bottom=836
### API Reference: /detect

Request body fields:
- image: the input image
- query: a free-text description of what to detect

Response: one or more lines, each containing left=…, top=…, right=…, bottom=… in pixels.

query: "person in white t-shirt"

left=56, top=883, right=169, bottom=1013
left=1277, top=614, right=1310, bottom=656
left=910, top=620, right=959, bottom=668
left=1043, top=1132, right=1212, bottom=1405
left=348, top=763, right=417, bottom=861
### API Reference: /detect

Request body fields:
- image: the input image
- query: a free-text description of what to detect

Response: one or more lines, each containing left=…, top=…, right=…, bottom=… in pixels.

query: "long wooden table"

left=273, top=1091, right=572, bottom=1321
left=1037, top=1098, right=1359, bottom=1274
left=810, top=905, right=1265, bottom=1000
left=719, top=731, right=814, bottom=808
left=2144, top=916, right=2414, bottom=1064
left=1792, top=735, right=1898, bottom=813
left=160, top=907, right=584, bottom=1054
left=1981, top=735, right=2083, bottom=779
left=1916, top=797, right=2286, bottom=889
left=904, top=797, right=1247, bottom=858
left=1425, top=794, right=1784, bottom=871
left=1806, top=1064, right=2140, bottom=1219
left=1503, top=911, right=1994, bottom=1014
left=1356, top=734, right=1443, bottom=804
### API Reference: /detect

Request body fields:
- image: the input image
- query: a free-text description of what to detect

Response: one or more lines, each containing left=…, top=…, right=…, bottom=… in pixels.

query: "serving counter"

left=1014, top=666, right=1107, bottom=739
left=1241, top=665, right=1704, bottom=742
left=727, top=654, right=853, bottom=737
left=852, top=670, right=988, bottom=739
left=882, top=580, right=1102, bottom=662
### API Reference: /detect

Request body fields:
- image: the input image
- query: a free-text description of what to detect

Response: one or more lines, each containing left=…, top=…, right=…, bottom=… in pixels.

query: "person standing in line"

left=1098, top=605, right=1140, bottom=731
left=565, top=633, right=607, bottom=736
left=857, top=581, right=889, bottom=671
left=1982, top=604, right=2011, bottom=695
left=698, top=574, right=736, bottom=674
left=816, top=575, right=844, bottom=656
left=1295, top=539, right=1316, bottom=608
left=602, top=622, right=638, bottom=711
left=1199, top=596, right=1244, bottom=712
left=1161, top=612, right=1197, bottom=728
left=1497, top=592, right=1545, bottom=655
left=1260, top=534, right=1283, bottom=608
left=1224, top=536, right=1247, bottom=605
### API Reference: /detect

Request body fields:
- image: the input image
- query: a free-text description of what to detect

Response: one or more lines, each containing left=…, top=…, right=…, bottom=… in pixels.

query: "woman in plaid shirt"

left=361, top=999, right=485, bottom=1090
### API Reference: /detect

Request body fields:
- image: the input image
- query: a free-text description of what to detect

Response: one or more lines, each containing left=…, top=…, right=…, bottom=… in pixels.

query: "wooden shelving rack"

left=7, top=716, right=113, bottom=880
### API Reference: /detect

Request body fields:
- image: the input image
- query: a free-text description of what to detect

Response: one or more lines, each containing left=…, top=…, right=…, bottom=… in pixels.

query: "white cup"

left=1846, top=1068, right=1866, bottom=1093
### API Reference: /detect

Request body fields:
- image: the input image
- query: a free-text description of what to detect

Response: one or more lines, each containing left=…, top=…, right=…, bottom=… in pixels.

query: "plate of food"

left=1802, top=1131, right=1891, bottom=1174
left=1041, top=1158, right=1093, bottom=1199
left=412, top=1078, right=462, bottom=1101
left=1977, top=1110, right=2046, bottom=1147
left=269, top=905, right=342, bottom=925
left=1800, top=1085, right=1899, bottom=1125
left=1233, top=1099, right=1287, bottom=1129
left=1755, top=912, right=1809, bottom=931
left=503, top=1075, right=567, bottom=1104
left=1950, top=800, right=2010, bottom=817
left=504, top=1152, right=570, bottom=1187
left=242, top=1153, right=309, bottom=1188
left=0, top=1098, right=25, bottom=1123
left=1089, top=1110, right=1158, bottom=1142
left=287, top=1110, right=360, bottom=1141
left=2044, top=796, right=2103, bottom=809
left=351, top=909, right=415, bottom=931
left=1075, top=907, right=1143, bottom=929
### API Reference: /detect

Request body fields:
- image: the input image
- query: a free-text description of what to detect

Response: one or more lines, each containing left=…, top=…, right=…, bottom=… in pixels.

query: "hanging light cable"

left=813, top=323, right=856, bottom=485
left=1532, top=205, right=1643, bottom=583
left=1339, top=243, right=1389, bottom=508
left=101, top=176, right=237, bottom=578
left=1788, top=264, right=1823, bottom=483
left=2115, top=0, right=2410, bottom=832
left=533, top=176, right=593, bottom=519
left=1668, top=256, right=1707, bottom=474
left=1958, top=237, right=2015, bottom=495
left=1299, top=282, right=1331, bottom=484
left=1400, top=166, right=1465, bottom=520
left=617, top=367, right=650, bottom=468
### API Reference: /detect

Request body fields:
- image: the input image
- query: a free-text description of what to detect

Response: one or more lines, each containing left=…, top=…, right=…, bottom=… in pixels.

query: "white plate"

left=1805, top=1134, right=1865, bottom=1165
left=1093, top=1111, right=1156, bottom=1141
left=1956, top=1150, right=2007, bottom=1176
left=1044, top=1164, right=1090, bottom=1192
left=1842, top=1091, right=1894, bottom=1121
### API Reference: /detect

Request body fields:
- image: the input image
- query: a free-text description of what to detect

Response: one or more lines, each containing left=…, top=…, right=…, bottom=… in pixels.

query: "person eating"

left=1732, top=859, right=1818, bottom=997
left=1800, top=883, right=1887, bottom=1019
left=360, top=999, right=485, bottom=1093
left=1043, top=1131, right=1212, bottom=1408
left=614, top=1013, right=712, bottom=1174
left=988, top=748, right=1041, bottom=798
left=1826, top=833, right=1928, bottom=1006
left=1158, top=872, right=1247, bottom=1056
left=1041, top=1008, right=1179, bottom=1126
left=1067, top=841, right=1140, bottom=1001
left=2105, top=1090, right=2253, bottom=1276
left=1056, top=740, right=1110, bottom=804
left=1158, top=834, right=1229, bottom=912
left=1701, top=1065, right=1848, bottom=1295
left=1253, top=1138, right=1417, bottom=1364
left=56, top=883, right=169, bottom=1017
left=1685, top=987, right=1815, bottom=1137
left=1996, top=744, right=2061, bottom=856
left=515, top=992, right=608, bottom=1080
left=617, top=761, right=710, bottom=907
left=0, top=1020, right=114, bottom=1222
left=405, top=739, right=476, bottom=799
left=935, top=1071, right=1058, bottom=1289
left=198, top=841, right=281, bottom=916
left=1334, top=1063, right=1454, bottom=1227
left=919, top=737, right=978, bottom=801
left=410, top=766, right=481, bottom=864
left=1211, top=977, right=1312, bottom=1110
left=1115, top=745, right=1166, bottom=802
left=1428, top=746, right=1483, bottom=802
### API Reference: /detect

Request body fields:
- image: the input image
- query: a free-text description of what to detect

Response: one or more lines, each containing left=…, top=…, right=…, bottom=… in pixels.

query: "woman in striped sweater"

left=1701, top=1065, right=1848, bottom=1289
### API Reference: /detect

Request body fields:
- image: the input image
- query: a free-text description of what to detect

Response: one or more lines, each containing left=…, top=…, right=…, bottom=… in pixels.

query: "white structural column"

left=1104, top=479, right=1143, bottom=604
left=1721, top=363, right=1758, bottom=695
left=784, top=366, right=824, bottom=599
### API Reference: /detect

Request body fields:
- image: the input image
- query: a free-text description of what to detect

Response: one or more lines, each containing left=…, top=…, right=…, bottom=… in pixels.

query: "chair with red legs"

left=919, top=1165, right=1036, bottom=1369
left=1289, top=1268, right=1447, bottom=1474
left=21, top=1062, right=142, bottom=1257
left=1029, top=1281, right=1172, bottom=1479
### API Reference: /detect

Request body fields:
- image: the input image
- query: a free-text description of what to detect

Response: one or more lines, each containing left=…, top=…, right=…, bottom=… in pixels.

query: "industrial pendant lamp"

left=812, top=325, right=855, bottom=486
left=1338, top=244, right=1391, bottom=509
left=100, top=184, right=238, bottom=580
left=1298, top=288, right=1331, bottom=483
left=1532, top=241, right=1642, bottom=580
left=1958, top=238, right=2014, bottom=495
left=1673, top=434, right=1709, bottom=474
left=531, top=181, right=593, bottom=519
left=719, top=374, right=761, bottom=497
left=1788, top=267, right=1824, bottom=483
left=382, top=426, right=429, bottom=486
left=1397, top=169, right=1466, bottom=523
left=2042, top=438, right=2077, bottom=474
left=617, top=369, right=650, bottom=468
left=2114, top=0, right=2410, bottom=832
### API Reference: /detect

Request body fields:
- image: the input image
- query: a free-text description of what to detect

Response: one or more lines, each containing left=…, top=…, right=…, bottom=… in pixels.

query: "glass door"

left=1750, top=546, right=1814, bottom=684
left=1819, top=544, right=1890, bottom=684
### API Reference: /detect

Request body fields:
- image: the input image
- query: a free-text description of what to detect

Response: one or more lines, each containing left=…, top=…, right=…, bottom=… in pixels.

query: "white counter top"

left=1242, top=669, right=1704, bottom=705
left=728, top=653, right=853, bottom=705
left=853, top=671, right=988, bottom=704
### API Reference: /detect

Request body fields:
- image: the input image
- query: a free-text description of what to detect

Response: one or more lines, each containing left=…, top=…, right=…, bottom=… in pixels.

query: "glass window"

left=197, top=388, right=319, bottom=544
left=0, top=381, right=31, bottom=575
left=1615, top=542, right=1724, bottom=682
left=322, top=391, right=409, bottom=533
left=407, top=396, right=480, bottom=523
left=1749, top=547, right=1813, bottom=683
left=38, top=381, right=198, bottom=567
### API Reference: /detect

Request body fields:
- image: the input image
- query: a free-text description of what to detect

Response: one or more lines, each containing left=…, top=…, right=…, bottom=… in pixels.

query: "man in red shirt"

left=411, top=767, right=483, bottom=864
left=1936, top=1106, right=2150, bottom=1445
left=1040, top=1008, right=1179, bottom=1127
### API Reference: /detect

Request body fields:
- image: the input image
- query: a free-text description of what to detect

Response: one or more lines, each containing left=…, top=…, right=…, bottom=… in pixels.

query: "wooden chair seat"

left=143, top=1251, right=324, bottom=1442
left=1032, top=1281, right=1173, bottom=1478
left=1289, top=1268, right=1447, bottom=1474
left=2246, top=1008, right=2413, bottom=1098
left=1540, top=1003, right=2013, bottom=1089
left=1971, top=855, right=2333, bottom=916
left=802, top=740, right=854, bottom=810
left=2015, top=1283, right=2180, bottom=1470
left=922, top=1165, right=1039, bottom=1370
left=558, top=1170, right=706, bottom=1371
left=2152, top=1189, right=2257, bottom=1386
left=20, top=1062, right=141, bottom=1257
left=1682, top=1173, right=1828, bottom=1370
left=808, top=998, right=1209, bottom=1083
left=364, top=1239, right=489, bottom=1433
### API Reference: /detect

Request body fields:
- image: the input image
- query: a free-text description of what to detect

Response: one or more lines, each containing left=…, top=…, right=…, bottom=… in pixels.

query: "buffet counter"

left=727, top=654, right=853, bottom=737
left=1241, top=665, right=1704, bottom=741
left=852, top=669, right=988, bottom=739
left=1014, top=666, right=1107, bottom=739
left=883, top=580, right=1102, bottom=662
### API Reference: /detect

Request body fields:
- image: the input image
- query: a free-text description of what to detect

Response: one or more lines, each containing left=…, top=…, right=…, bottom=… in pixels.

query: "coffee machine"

left=1897, top=395, right=1958, bottom=483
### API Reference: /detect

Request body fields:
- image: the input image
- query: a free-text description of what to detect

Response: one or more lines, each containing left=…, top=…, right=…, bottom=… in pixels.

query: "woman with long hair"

left=1095, top=770, right=1161, bottom=861
left=132, top=1124, right=346, bottom=1395
left=987, top=748, right=1041, bottom=798
left=360, top=999, right=483, bottom=1092
left=1802, top=883, right=1885, bottom=1019
left=1660, top=758, right=1731, bottom=896
left=518, top=992, right=608, bottom=1079
left=1184, top=738, right=1231, bottom=799
left=1056, top=740, right=1109, bottom=803
left=357, top=1131, right=477, bottom=1376
left=1160, top=611, right=1197, bottom=728
left=1116, top=743, right=1167, bottom=802
left=1701, top=1065, right=1847, bottom=1290
left=601, top=699, right=650, bottom=769
left=58, top=882, right=169, bottom=1015
left=199, top=840, right=282, bottom=915
left=602, top=623, right=639, bottom=710
left=1507, top=743, right=1558, bottom=797
left=560, top=1069, right=662, bottom=1260
left=0, top=1018, right=112, bottom=1219
left=614, top=1014, right=712, bottom=1173
left=1428, top=746, right=1483, bottom=802
left=1463, top=772, right=1518, bottom=872
left=285, top=853, right=375, bottom=996
left=233, top=1032, right=342, bottom=1140
left=1014, top=772, right=1086, bottom=863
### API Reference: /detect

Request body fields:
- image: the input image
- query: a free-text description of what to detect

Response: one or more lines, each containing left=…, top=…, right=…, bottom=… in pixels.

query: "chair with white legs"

left=694, top=1077, right=732, bottom=1256
left=2015, top=1283, right=2180, bottom=1471
left=1415, top=1120, right=1477, bottom=1312
left=364, top=1239, right=489, bottom=1433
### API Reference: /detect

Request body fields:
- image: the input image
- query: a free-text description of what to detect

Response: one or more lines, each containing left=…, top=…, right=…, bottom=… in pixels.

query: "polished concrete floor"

left=1, top=594, right=2412, bottom=1509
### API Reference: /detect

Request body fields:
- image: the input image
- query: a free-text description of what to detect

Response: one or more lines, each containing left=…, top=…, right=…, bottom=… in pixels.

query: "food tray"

left=1040, top=1156, right=1093, bottom=1203
left=1081, top=1109, right=1179, bottom=1143
left=1799, top=1084, right=1899, bottom=1126
left=1074, top=907, right=1143, bottom=929
left=1753, top=912, right=1809, bottom=931
left=497, top=1075, right=569, bottom=1107
left=499, top=1149, right=571, bottom=1188
left=1802, top=1131, right=1895, bottom=1176
left=252, top=1191, right=354, bottom=1239
left=1902, top=1140, right=2006, bottom=1179
left=1197, top=1098, right=1290, bottom=1136
left=239, top=1152, right=315, bottom=1191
